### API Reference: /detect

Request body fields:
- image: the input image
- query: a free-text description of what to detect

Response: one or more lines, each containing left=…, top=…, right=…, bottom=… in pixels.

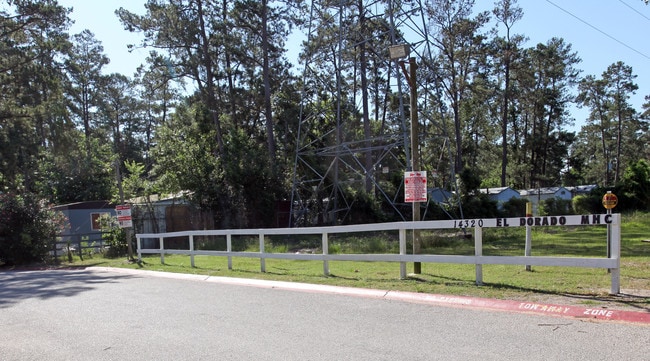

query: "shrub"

left=621, top=159, right=650, bottom=211
left=539, top=198, right=573, bottom=216
left=99, top=214, right=128, bottom=258
left=501, top=198, right=528, bottom=218
left=572, top=195, right=595, bottom=214
left=456, top=194, right=499, bottom=219
left=0, top=192, right=68, bottom=266
left=343, top=188, right=387, bottom=224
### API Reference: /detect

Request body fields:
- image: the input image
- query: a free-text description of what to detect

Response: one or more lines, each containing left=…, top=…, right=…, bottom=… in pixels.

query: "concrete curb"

left=92, top=267, right=650, bottom=325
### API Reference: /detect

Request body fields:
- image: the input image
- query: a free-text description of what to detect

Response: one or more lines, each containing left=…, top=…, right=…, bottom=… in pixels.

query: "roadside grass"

left=61, top=212, right=650, bottom=309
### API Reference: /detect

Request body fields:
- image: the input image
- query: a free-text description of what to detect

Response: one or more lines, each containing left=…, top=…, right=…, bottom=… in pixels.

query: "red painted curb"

left=93, top=267, right=650, bottom=325
left=384, top=291, right=650, bottom=324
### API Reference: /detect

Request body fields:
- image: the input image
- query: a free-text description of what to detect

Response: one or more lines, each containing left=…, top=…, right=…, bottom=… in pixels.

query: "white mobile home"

left=519, top=187, right=572, bottom=215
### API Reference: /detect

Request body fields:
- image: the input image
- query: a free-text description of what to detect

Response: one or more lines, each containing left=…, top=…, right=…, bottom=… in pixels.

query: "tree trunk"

left=197, top=0, right=224, bottom=154
left=500, top=52, right=510, bottom=187
left=261, top=0, right=277, bottom=171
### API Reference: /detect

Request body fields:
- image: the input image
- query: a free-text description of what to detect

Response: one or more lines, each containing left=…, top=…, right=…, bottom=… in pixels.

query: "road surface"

left=0, top=268, right=648, bottom=360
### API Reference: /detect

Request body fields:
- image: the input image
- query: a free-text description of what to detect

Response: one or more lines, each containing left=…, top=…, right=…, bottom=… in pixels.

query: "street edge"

left=92, top=266, right=650, bottom=325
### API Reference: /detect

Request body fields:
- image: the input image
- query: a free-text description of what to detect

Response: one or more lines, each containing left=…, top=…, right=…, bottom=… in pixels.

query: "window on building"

left=91, top=212, right=111, bottom=231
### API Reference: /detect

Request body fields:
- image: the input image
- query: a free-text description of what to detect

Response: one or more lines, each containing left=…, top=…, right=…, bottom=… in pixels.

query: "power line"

left=545, top=0, right=650, bottom=61
left=618, top=0, right=650, bottom=22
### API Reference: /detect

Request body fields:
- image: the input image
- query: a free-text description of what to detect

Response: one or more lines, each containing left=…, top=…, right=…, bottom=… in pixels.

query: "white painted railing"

left=136, top=213, right=621, bottom=294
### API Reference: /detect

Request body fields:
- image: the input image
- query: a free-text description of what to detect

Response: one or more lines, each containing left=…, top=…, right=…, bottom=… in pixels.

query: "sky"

left=58, top=0, right=147, bottom=76
left=475, top=0, right=650, bottom=129
left=58, top=0, right=650, bottom=129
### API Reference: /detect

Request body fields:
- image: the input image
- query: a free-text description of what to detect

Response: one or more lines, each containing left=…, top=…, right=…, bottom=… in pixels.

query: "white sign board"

left=118, top=219, right=133, bottom=228
left=404, top=171, right=427, bottom=202
left=116, top=204, right=132, bottom=228
left=116, top=204, right=131, bottom=217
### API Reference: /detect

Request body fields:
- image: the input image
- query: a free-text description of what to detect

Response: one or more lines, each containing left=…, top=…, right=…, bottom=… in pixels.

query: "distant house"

left=53, top=201, right=116, bottom=245
left=567, top=184, right=597, bottom=197
left=428, top=187, right=453, bottom=204
left=519, top=187, right=572, bottom=215
left=479, top=187, right=520, bottom=209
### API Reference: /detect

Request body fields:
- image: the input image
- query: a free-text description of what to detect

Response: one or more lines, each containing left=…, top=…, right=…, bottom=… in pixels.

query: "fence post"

left=52, top=239, right=58, bottom=263
left=609, top=213, right=621, bottom=294
left=322, top=232, right=329, bottom=276
left=159, top=236, right=165, bottom=264
left=77, top=235, right=83, bottom=261
left=189, top=234, right=195, bottom=268
left=259, top=233, right=266, bottom=273
left=474, top=226, right=483, bottom=286
left=525, top=202, right=533, bottom=271
left=136, top=236, right=141, bottom=261
left=227, top=234, right=232, bottom=270
left=399, top=228, right=406, bottom=279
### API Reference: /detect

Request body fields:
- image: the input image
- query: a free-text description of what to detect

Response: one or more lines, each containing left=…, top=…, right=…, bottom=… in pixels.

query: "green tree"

left=98, top=213, right=127, bottom=258
left=117, top=0, right=231, bottom=155
left=133, top=54, right=181, bottom=170
left=490, top=0, right=524, bottom=187
left=576, top=74, right=612, bottom=185
left=602, top=62, right=640, bottom=183
left=621, top=159, right=650, bottom=210
left=0, top=0, right=73, bottom=193
left=426, top=0, right=490, bottom=172
left=37, top=135, right=115, bottom=203
left=96, top=73, right=146, bottom=206
left=514, top=38, right=580, bottom=188
left=65, top=30, right=109, bottom=159
left=575, top=62, right=645, bottom=186
left=0, top=192, right=67, bottom=265
left=641, top=95, right=650, bottom=160
left=118, top=1, right=297, bottom=224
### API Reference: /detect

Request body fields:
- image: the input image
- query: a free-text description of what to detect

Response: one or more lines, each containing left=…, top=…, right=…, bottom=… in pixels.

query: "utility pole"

left=116, top=159, right=134, bottom=261
left=408, top=56, right=421, bottom=274
left=389, top=44, right=421, bottom=274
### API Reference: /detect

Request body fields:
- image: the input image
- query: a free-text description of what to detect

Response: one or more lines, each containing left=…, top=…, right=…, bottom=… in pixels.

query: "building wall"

left=520, top=187, right=571, bottom=215
left=54, top=201, right=115, bottom=241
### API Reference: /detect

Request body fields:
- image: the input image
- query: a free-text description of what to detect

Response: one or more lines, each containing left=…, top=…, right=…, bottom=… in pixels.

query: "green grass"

left=61, top=212, right=650, bottom=309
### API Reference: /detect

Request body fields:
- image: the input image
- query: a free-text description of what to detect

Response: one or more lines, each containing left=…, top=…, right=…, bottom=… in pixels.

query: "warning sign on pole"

left=404, top=171, right=427, bottom=202
left=116, top=204, right=133, bottom=228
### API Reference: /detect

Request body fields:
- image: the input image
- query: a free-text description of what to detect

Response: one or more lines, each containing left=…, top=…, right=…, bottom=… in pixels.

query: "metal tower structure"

left=289, top=0, right=459, bottom=227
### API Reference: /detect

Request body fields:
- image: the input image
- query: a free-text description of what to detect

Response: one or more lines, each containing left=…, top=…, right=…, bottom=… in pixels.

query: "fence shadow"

left=485, top=281, right=650, bottom=312
left=0, top=268, right=133, bottom=309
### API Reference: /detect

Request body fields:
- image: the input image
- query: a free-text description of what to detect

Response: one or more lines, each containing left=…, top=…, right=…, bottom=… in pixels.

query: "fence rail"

left=136, top=214, right=621, bottom=294
left=52, top=232, right=107, bottom=261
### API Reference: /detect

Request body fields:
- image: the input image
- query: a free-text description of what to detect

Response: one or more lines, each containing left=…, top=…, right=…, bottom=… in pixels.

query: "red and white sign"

left=404, top=171, right=427, bottom=202
left=116, top=204, right=133, bottom=228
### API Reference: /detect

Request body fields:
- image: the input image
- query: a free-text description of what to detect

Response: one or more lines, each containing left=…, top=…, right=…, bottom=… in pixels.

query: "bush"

left=539, top=198, right=573, bottom=216
left=572, top=195, right=596, bottom=214
left=343, top=188, right=387, bottom=224
left=501, top=198, right=529, bottom=218
left=99, top=214, right=128, bottom=258
left=455, top=194, right=499, bottom=219
left=622, top=159, right=650, bottom=211
left=0, top=192, right=68, bottom=266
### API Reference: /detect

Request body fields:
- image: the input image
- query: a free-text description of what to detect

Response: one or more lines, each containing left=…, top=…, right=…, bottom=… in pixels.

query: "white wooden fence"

left=136, top=213, right=621, bottom=294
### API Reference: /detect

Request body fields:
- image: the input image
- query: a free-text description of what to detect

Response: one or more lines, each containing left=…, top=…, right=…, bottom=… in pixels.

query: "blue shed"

left=53, top=201, right=116, bottom=243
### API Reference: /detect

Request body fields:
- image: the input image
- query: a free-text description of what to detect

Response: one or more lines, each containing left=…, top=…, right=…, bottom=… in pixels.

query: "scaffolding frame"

left=289, top=0, right=461, bottom=227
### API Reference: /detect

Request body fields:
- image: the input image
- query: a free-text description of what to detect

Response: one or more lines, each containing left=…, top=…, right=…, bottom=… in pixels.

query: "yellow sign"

left=602, top=192, right=618, bottom=210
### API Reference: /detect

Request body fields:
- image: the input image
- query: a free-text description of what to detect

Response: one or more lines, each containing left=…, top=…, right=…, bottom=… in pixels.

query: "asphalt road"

left=1, top=268, right=648, bottom=361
